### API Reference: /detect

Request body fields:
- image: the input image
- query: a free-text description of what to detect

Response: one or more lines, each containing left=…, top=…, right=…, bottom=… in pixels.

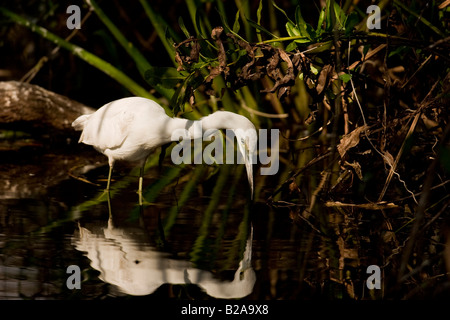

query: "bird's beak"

left=236, top=131, right=257, bottom=200
left=244, top=150, right=254, bottom=199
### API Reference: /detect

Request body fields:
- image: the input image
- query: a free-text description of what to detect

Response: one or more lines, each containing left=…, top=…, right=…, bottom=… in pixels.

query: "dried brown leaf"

left=337, top=125, right=368, bottom=158
left=206, top=27, right=229, bottom=83
left=266, top=49, right=280, bottom=80
left=344, top=160, right=363, bottom=180
left=189, top=41, right=200, bottom=63
left=261, top=49, right=295, bottom=98
left=382, top=150, right=395, bottom=168
left=289, top=179, right=301, bottom=194
left=316, top=65, right=333, bottom=96
left=175, top=51, right=184, bottom=71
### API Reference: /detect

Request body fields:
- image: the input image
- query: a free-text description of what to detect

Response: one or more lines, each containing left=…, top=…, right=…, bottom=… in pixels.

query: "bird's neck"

left=167, top=111, right=253, bottom=142
left=166, top=117, right=201, bottom=141
left=199, top=111, right=246, bottom=132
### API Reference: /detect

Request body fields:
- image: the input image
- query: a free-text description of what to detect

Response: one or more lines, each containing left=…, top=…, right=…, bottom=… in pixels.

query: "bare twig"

left=21, top=9, right=93, bottom=83
left=398, top=119, right=450, bottom=283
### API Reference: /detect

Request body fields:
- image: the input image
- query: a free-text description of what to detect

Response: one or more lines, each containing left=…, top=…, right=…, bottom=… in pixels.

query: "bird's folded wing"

left=80, top=110, right=134, bottom=150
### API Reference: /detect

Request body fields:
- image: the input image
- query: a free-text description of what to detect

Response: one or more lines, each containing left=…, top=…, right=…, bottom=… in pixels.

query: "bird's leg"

left=98, top=164, right=113, bottom=201
left=139, top=166, right=144, bottom=194
left=138, top=162, right=145, bottom=206
left=106, top=164, right=113, bottom=192
left=107, top=191, right=113, bottom=226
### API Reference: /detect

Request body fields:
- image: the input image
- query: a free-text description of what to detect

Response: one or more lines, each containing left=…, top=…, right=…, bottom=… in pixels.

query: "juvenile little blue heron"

left=72, top=97, right=257, bottom=201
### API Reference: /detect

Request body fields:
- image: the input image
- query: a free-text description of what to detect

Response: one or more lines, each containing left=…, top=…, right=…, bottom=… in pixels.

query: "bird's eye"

left=241, top=138, right=245, bottom=144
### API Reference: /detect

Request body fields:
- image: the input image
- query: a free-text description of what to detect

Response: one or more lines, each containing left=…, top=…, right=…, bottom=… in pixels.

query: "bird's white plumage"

left=72, top=97, right=257, bottom=198
left=74, top=97, right=172, bottom=165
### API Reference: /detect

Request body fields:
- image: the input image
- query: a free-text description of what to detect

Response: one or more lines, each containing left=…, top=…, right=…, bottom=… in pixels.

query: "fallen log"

left=0, top=80, right=94, bottom=133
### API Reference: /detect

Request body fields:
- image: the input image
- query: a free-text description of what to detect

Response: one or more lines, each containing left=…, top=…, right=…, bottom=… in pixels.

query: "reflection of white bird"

left=187, top=226, right=255, bottom=299
left=72, top=97, right=257, bottom=200
left=73, top=219, right=255, bottom=298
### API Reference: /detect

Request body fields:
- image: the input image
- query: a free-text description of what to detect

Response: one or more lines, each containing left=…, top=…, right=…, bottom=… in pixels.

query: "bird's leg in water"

left=98, top=164, right=113, bottom=200
left=107, top=191, right=113, bottom=224
left=138, top=161, right=145, bottom=206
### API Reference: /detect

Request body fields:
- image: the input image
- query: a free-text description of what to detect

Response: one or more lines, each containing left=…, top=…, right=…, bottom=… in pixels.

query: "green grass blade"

left=247, top=17, right=279, bottom=39
left=163, top=165, right=206, bottom=235
left=190, top=165, right=230, bottom=264
left=0, top=7, right=154, bottom=99
left=256, top=0, right=263, bottom=42
left=271, top=0, right=294, bottom=25
left=185, top=0, right=201, bottom=36
left=139, top=0, right=179, bottom=58
left=215, top=4, right=247, bottom=42
left=143, top=166, right=184, bottom=204
left=233, top=8, right=241, bottom=34
left=393, top=0, right=445, bottom=37
left=86, top=0, right=174, bottom=99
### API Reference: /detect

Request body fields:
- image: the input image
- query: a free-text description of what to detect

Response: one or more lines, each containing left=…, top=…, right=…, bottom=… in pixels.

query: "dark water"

left=3, top=143, right=449, bottom=301
left=0, top=146, right=317, bottom=300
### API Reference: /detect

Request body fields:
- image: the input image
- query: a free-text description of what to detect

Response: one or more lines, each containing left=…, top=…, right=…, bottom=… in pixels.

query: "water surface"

left=0, top=145, right=314, bottom=300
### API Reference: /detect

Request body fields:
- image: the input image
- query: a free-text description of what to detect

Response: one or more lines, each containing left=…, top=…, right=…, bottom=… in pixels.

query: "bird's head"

left=201, top=111, right=257, bottom=199
left=234, top=126, right=257, bottom=199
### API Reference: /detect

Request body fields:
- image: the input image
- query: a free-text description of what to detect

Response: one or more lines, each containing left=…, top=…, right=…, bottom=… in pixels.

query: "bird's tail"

left=71, top=114, right=91, bottom=131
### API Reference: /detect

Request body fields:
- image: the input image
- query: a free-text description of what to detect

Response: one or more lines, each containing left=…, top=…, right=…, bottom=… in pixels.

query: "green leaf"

left=286, top=21, right=300, bottom=37
left=272, top=0, right=294, bottom=25
left=294, top=5, right=311, bottom=40
left=316, top=7, right=325, bottom=34
left=256, top=0, right=263, bottom=42
left=363, top=44, right=370, bottom=57
left=306, top=24, right=316, bottom=40
left=233, top=9, right=241, bottom=33
left=326, top=0, right=346, bottom=31
left=344, top=11, right=360, bottom=34
left=144, top=66, right=187, bottom=89
left=169, top=71, right=205, bottom=115
left=216, top=6, right=247, bottom=42
left=247, top=17, right=278, bottom=39
left=325, top=0, right=333, bottom=31
left=257, top=0, right=263, bottom=25
left=194, top=8, right=210, bottom=39
left=285, top=41, right=298, bottom=52
left=286, top=21, right=310, bottom=43
left=178, top=16, right=191, bottom=38
left=339, top=73, right=352, bottom=83
left=310, top=64, right=319, bottom=75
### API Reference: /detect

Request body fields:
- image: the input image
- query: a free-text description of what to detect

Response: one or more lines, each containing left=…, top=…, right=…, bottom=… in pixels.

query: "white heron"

left=72, top=97, right=257, bottom=201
